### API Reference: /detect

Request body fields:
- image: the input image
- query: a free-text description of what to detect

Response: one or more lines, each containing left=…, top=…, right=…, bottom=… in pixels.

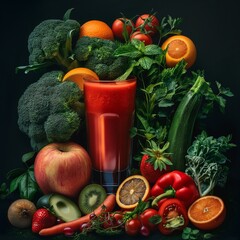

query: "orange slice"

left=188, top=195, right=226, bottom=230
left=116, top=175, right=150, bottom=210
left=161, top=35, right=197, bottom=69
left=62, top=67, right=99, bottom=91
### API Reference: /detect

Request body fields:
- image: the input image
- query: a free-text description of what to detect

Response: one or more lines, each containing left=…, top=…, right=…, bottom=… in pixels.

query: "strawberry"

left=32, top=208, right=57, bottom=233
left=140, top=141, right=172, bottom=184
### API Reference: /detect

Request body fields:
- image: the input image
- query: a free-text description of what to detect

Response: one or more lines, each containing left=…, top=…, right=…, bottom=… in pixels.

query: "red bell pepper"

left=151, top=170, right=199, bottom=208
left=158, top=198, right=189, bottom=235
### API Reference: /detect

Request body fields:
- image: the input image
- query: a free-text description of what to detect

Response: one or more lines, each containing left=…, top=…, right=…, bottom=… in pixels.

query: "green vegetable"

left=182, top=227, right=215, bottom=240
left=17, top=9, right=80, bottom=73
left=17, top=70, right=84, bottom=151
left=73, top=36, right=129, bottom=79
left=167, top=75, right=209, bottom=171
left=114, top=39, right=164, bottom=80
left=185, top=131, right=236, bottom=196
left=1, top=151, right=39, bottom=200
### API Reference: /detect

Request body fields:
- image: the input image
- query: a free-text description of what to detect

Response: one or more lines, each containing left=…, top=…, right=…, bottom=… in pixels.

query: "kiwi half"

left=78, top=184, right=107, bottom=214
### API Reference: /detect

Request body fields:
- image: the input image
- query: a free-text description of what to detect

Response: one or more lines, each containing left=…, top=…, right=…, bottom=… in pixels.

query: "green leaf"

left=22, top=151, right=36, bottom=164
left=158, top=99, right=174, bottom=107
left=114, top=44, right=142, bottom=58
left=6, top=168, right=25, bottom=180
left=130, top=127, right=137, bottom=138
left=138, top=56, right=155, bottom=70
left=182, top=233, right=190, bottom=240
left=143, top=44, right=163, bottom=55
left=9, top=175, right=23, bottom=193
left=63, top=8, right=74, bottom=21
left=19, top=167, right=39, bottom=200
left=183, top=227, right=192, bottom=234
left=0, top=183, right=9, bottom=199
left=130, top=39, right=145, bottom=52
left=203, top=233, right=215, bottom=239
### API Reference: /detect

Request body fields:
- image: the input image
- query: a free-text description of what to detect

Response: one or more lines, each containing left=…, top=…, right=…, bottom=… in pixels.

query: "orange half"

left=188, top=195, right=226, bottom=230
left=116, top=175, right=150, bottom=210
left=62, top=67, right=99, bottom=91
left=161, top=35, right=197, bottom=69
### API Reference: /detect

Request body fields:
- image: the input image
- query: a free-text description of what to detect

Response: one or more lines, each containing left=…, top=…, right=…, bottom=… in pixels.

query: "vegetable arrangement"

left=1, top=8, right=236, bottom=240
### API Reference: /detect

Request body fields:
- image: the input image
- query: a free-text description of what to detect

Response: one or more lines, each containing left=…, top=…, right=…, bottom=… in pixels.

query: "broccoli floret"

left=17, top=10, right=80, bottom=74
left=18, top=70, right=84, bottom=150
left=73, top=36, right=129, bottom=79
left=44, top=112, right=80, bottom=142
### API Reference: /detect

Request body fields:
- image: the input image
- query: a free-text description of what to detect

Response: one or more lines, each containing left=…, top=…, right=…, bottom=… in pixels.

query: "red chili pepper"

left=158, top=198, right=189, bottom=235
left=151, top=170, right=199, bottom=208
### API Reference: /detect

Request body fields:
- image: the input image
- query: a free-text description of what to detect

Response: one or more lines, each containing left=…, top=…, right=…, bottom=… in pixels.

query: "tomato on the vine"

left=139, top=208, right=161, bottom=231
left=135, top=14, right=160, bottom=36
left=130, top=31, right=152, bottom=45
left=125, top=218, right=141, bottom=236
left=112, top=18, right=134, bottom=41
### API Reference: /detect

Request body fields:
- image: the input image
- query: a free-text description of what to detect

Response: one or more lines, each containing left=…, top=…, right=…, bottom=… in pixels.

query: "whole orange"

left=79, top=20, right=114, bottom=40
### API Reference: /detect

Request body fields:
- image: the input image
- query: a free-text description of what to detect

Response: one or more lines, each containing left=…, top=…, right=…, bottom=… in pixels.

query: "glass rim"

left=83, top=76, right=136, bottom=83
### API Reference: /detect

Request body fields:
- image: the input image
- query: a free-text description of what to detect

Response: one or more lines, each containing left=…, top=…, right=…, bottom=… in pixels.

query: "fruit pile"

left=4, top=8, right=235, bottom=239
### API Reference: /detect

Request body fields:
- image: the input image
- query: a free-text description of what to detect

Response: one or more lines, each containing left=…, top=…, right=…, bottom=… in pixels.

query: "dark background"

left=0, top=0, right=239, bottom=239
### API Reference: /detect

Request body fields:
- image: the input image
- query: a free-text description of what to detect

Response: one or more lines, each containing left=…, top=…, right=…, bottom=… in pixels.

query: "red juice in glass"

left=84, top=78, right=136, bottom=193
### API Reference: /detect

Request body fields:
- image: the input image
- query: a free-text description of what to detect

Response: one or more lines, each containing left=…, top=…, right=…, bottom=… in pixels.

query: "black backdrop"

left=1, top=0, right=239, bottom=239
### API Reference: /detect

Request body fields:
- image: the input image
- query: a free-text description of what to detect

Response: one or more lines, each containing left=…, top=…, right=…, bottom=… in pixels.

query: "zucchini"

left=167, top=75, right=209, bottom=171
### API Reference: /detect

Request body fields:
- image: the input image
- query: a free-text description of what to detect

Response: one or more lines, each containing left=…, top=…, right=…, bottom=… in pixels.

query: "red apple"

left=34, top=142, right=92, bottom=198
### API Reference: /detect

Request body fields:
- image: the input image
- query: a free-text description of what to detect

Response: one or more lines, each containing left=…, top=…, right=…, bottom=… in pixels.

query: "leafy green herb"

left=185, top=131, right=236, bottom=196
left=1, top=151, right=40, bottom=200
left=182, top=227, right=215, bottom=240
left=114, top=39, right=164, bottom=80
left=74, top=206, right=124, bottom=239
left=158, top=15, right=183, bottom=43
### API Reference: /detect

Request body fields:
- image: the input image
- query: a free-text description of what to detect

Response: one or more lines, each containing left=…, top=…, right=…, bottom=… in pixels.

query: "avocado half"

left=37, top=193, right=81, bottom=222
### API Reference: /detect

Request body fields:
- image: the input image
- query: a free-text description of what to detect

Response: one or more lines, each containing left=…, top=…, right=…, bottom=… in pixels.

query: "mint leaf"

left=138, top=57, right=155, bottom=70
left=143, top=44, right=163, bottom=55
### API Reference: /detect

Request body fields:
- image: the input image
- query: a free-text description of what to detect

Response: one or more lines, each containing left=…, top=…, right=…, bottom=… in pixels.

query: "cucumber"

left=167, top=76, right=209, bottom=171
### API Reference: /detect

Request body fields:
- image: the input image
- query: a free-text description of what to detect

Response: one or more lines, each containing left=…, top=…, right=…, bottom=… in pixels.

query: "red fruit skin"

left=32, top=208, right=57, bottom=233
left=140, top=155, right=169, bottom=184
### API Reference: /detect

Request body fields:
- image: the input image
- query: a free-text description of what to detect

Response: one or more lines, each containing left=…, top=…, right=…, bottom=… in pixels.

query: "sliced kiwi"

left=49, top=194, right=81, bottom=222
left=78, top=184, right=107, bottom=214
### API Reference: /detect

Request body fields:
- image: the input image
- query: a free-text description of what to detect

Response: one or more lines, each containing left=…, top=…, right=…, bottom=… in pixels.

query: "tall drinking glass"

left=84, top=78, right=136, bottom=193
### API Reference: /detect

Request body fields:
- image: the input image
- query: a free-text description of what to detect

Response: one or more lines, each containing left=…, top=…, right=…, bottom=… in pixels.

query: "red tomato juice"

left=84, top=78, right=136, bottom=192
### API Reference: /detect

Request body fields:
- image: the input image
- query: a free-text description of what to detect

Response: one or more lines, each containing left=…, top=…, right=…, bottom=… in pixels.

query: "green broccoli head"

left=18, top=70, right=84, bottom=150
left=26, top=13, right=80, bottom=73
left=44, top=111, right=80, bottom=142
left=73, top=36, right=129, bottom=79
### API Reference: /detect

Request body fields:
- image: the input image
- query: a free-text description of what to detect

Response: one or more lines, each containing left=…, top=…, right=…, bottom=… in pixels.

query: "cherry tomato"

left=125, top=218, right=141, bottom=236
left=140, top=225, right=151, bottom=236
left=139, top=208, right=160, bottom=231
left=135, top=14, right=160, bottom=36
left=112, top=18, right=135, bottom=41
left=111, top=212, right=124, bottom=226
left=130, top=31, right=152, bottom=45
